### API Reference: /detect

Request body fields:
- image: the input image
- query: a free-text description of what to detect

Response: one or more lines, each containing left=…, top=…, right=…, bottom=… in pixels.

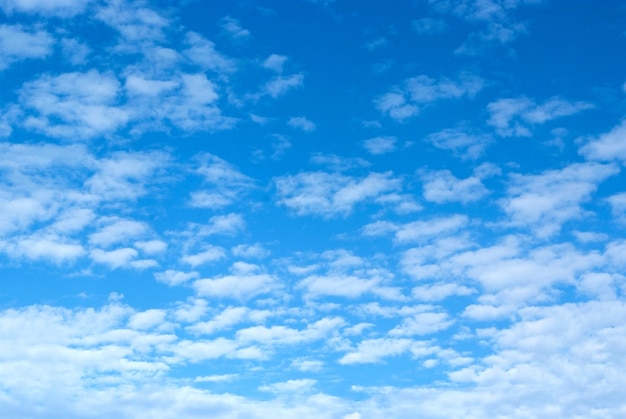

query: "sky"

left=1, top=0, right=626, bottom=417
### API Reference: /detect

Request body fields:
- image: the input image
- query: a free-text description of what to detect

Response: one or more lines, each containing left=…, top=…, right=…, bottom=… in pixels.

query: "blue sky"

left=1, top=0, right=626, bottom=417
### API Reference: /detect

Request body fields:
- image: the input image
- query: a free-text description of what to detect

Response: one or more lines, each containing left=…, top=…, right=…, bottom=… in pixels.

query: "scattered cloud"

left=501, top=162, right=619, bottom=237
left=275, top=171, right=402, bottom=217
left=579, top=120, right=626, bottom=163
left=288, top=116, right=316, bottom=132
left=421, top=168, right=491, bottom=203
left=262, top=54, right=288, bottom=72
left=425, top=127, right=492, bottom=159
left=487, top=97, right=593, bottom=137
left=0, top=24, right=54, bottom=70
left=220, top=16, right=250, bottom=39
left=376, top=73, right=483, bottom=121
left=363, top=136, right=397, bottom=155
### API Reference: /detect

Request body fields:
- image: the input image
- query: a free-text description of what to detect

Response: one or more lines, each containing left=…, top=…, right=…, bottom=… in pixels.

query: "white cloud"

left=154, top=270, right=200, bottom=287
left=189, top=153, right=254, bottom=209
left=430, top=0, right=545, bottom=54
left=220, top=16, right=250, bottom=39
left=131, top=258, right=159, bottom=269
left=579, top=120, right=626, bottom=163
left=193, top=262, right=278, bottom=299
left=187, top=306, right=250, bottom=335
left=231, top=243, right=270, bottom=259
left=425, top=127, right=492, bottom=159
left=173, top=298, right=208, bottom=322
left=288, top=116, right=316, bottom=132
left=20, top=70, right=129, bottom=138
left=275, top=171, right=401, bottom=217
left=422, top=170, right=489, bottom=204
left=261, top=74, right=304, bottom=98
left=291, top=359, right=324, bottom=372
left=236, top=317, right=344, bottom=346
left=0, top=24, right=53, bottom=70
left=487, top=97, right=593, bottom=137
left=90, top=247, right=138, bottom=269
left=183, top=32, right=235, bottom=73
left=375, top=92, right=419, bottom=121
left=455, top=242, right=605, bottom=318
left=363, top=136, right=397, bottom=155
left=412, top=283, right=475, bottom=301
left=128, top=309, right=167, bottom=330
left=0, top=0, right=90, bottom=16
left=181, top=246, right=226, bottom=267
left=171, top=337, right=242, bottom=363
left=607, top=192, right=626, bottom=224
left=259, top=379, right=316, bottom=393
left=194, top=374, right=238, bottom=383
left=394, top=214, right=469, bottom=244
left=299, top=274, right=381, bottom=299
left=89, top=218, right=149, bottom=247
left=86, top=150, right=168, bottom=201
left=376, top=73, right=483, bottom=121
left=200, top=213, right=246, bottom=236
left=389, top=312, right=454, bottom=336
left=1, top=234, right=85, bottom=263
left=134, top=240, right=167, bottom=255
left=96, top=0, right=170, bottom=44
left=60, top=37, right=90, bottom=65
left=339, top=338, right=432, bottom=364
left=262, top=54, right=288, bottom=72
left=573, top=230, right=608, bottom=243
left=501, top=162, right=619, bottom=237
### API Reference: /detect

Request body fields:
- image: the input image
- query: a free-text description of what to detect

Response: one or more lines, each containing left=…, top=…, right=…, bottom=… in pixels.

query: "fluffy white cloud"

left=501, top=162, right=619, bottom=237
left=363, top=136, right=397, bottom=155
left=231, top=243, right=270, bottom=259
left=275, top=171, right=401, bottom=217
left=89, top=218, right=149, bottom=247
left=20, top=70, right=129, bottom=138
left=236, top=317, right=344, bottom=346
left=259, top=379, right=316, bottom=393
left=261, top=74, right=304, bottom=98
left=0, top=24, right=54, bottom=70
left=424, top=127, right=492, bottom=159
left=487, top=97, right=593, bottom=137
left=96, top=0, right=170, bottom=44
left=421, top=169, right=489, bottom=203
left=187, top=306, right=250, bottom=335
left=0, top=0, right=90, bottom=16
left=183, top=31, right=234, bottom=72
left=220, top=16, right=250, bottom=39
left=1, top=234, right=85, bottom=263
left=579, top=120, right=626, bottom=163
left=607, top=192, right=626, bottom=224
left=389, top=312, right=454, bottom=336
left=154, top=270, right=200, bottom=287
left=128, top=309, right=167, bottom=330
left=189, top=153, right=254, bottom=209
left=263, top=54, right=288, bottom=72
left=376, top=73, right=483, bottom=121
left=181, top=245, right=226, bottom=267
left=85, top=150, right=169, bottom=201
left=288, top=116, right=316, bottom=132
left=394, top=215, right=469, bottom=244
left=193, top=262, right=278, bottom=299
left=339, top=338, right=434, bottom=364
left=411, top=283, right=475, bottom=301
left=90, top=247, right=139, bottom=269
